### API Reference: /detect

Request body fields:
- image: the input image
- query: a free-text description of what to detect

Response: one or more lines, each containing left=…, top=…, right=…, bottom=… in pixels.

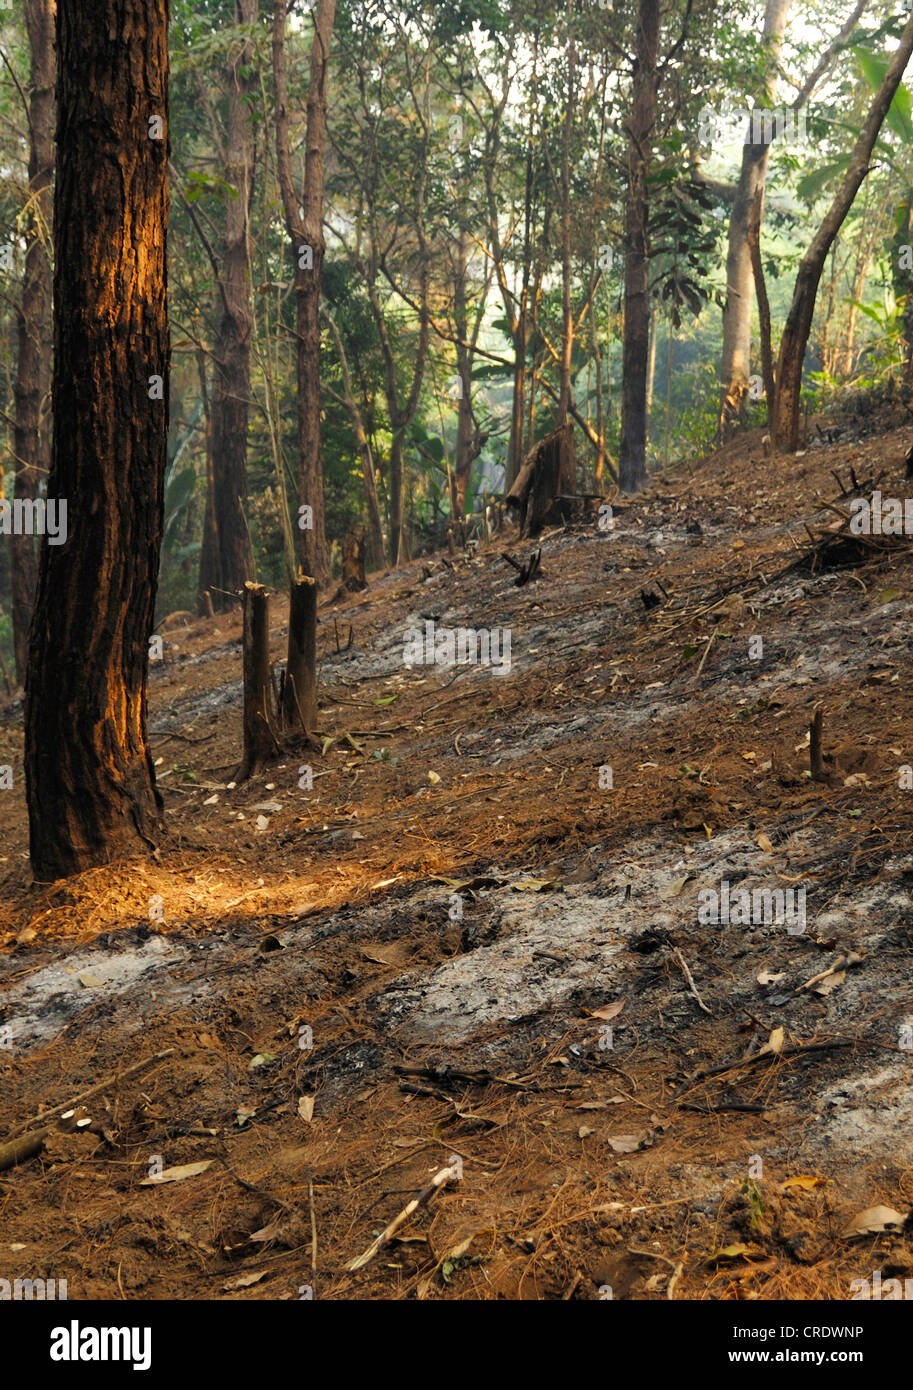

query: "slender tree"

left=619, top=0, right=659, bottom=492
left=11, top=0, right=55, bottom=682
left=273, top=0, right=335, bottom=586
left=771, top=9, right=913, bottom=451
left=196, top=0, right=257, bottom=613
left=716, top=0, right=792, bottom=439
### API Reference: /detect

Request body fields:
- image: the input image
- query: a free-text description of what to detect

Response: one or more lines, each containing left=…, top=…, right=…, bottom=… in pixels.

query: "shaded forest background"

left=1, top=0, right=913, bottom=673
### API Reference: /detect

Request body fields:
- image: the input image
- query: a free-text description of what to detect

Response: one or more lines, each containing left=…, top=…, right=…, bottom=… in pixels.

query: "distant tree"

left=772, top=8, right=913, bottom=451
left=11, top=0, right=54, bottom=682
left=194, top=0, right=257, bottom=614
left=273, top=0, right=335, bottom=586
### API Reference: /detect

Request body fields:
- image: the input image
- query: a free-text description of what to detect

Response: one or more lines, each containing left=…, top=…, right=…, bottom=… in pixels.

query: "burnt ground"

left=2, top=409, right=913, bottom=1301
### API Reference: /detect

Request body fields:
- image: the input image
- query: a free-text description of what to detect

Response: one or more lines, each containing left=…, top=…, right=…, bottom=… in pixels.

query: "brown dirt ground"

left=1, top=406, right=913, bottom=1301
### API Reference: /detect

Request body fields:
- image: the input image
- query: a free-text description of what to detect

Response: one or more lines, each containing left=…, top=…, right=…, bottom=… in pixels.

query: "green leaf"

left=852, top=45, right=913, bottom=142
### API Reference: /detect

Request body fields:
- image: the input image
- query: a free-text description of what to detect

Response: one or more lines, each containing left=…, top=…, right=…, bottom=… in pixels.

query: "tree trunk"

left=341, top=527, right=366, bottom=591
left=281, top=574, right=317, bottom=733
left=273, top=0, right=335, bottom=587
left=207, top=0, right=256, bottom=614
left=718, top=0, right=792, bottom=438
left=240, top=582, right=278, bottom=777
left=557, top=9, right=576, bottom=426
left=322, top=308, right=385, bottom=568
left=748, top=184, right=776, bottom=410
left=771, top=10, right=913, bottom=451
left=25, top=0, right=169, bottom=881
left=452, top=227, right=475, bottom=515
left=11, top=0, right=55, bottom=684
left=506, top=422, right=575, bottom=538
left=619, top=0, right=659, bottom=493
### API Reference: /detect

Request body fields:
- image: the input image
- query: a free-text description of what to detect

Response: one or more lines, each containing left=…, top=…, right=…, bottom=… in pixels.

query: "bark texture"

left=25, top=0, right=169, bottom=880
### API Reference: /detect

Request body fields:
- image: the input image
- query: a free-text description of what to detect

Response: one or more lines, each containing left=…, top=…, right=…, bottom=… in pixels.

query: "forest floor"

left=2, top=405, right=913, bottom=1301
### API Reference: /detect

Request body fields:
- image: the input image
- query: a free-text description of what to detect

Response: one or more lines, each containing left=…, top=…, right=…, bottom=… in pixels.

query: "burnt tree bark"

left=281, top=574, right=317, bottom=733
left=505, top=423, right=575, bottom=538
left=25, top=0, right=169, bottom=881
left=11, top=0, right=55, bottom=683
left=240, top=582, right=279, bottom=777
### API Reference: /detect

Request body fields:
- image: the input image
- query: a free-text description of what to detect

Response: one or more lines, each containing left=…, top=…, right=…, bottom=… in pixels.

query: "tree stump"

left=341, top=526, right=367, bottom=591
left=505, top=422, right=576, bottom=537
left=240, top=582, right=278, bottom=780
left=282, top=574, right=318, bottom=735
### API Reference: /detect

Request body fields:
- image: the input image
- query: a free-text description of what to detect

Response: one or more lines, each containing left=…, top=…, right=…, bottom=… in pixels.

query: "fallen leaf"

left=248, top=1052, right=277, bottom=1069
left=782, top=1175, right=829, bottom=1192
left=758, top=1026, right=785, bottom=1056
left=224, top=1270, right=268, bottom=1290
left=755, top=832, right=774, bottom=853
left=841, top=1205, right=906, bottom=1238
left=248, top=1216, right=285, bottom=1244
left=704, top=1243, right=754, bottom=1265
left=297, top=1095, right=315, bottom=1123
left=607, top=1133, right=649, bottom=1154
left=512, top=878, right=559, bottom=893
left=587, top=999, right=626, bottom=1022
left=757, top=968, right=786, bottom=986
left=140, top=1160, right=213, bottom=1186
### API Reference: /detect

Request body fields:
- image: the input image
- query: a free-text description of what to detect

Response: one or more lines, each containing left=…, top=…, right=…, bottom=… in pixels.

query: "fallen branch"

left=3, top=1048, right=176, bottom=1145
left=672, top=947, right=712, bottom=1015
left=347, top=1165, right=455, bottom=1272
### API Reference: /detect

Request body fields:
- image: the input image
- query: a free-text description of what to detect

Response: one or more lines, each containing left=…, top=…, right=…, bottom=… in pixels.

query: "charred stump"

left=505, top=423, right=576, bottom=537
left=281, top=574, right=318, bottom=735
left=240, top=582, right=279, bottom=779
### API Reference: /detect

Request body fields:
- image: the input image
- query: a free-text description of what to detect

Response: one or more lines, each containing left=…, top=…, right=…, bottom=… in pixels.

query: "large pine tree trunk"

left=11, top=0, right=55, bottom=684
left=207, top=0, right=256, bottom=614
left=273, top=0, right=335, bottom=587
left=771, top=10, right=913, bottom=451
left=618, top=0, right=658, bottom=493
left=25, top=0, right=169, bottom=881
